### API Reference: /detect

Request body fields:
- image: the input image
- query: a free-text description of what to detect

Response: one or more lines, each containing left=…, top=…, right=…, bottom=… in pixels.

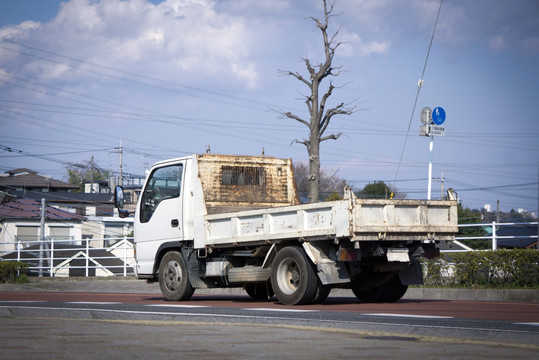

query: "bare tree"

left=293, top=161, right=348, bottom=201
left=280, top=0, right=356, bottom=202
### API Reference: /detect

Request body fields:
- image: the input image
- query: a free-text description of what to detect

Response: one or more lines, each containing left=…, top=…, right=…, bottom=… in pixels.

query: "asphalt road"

left=1, top=282, right=538, bottom=359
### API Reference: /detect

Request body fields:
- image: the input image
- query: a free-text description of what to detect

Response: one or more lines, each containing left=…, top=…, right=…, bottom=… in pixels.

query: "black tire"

left=385, top=276, right=408, bottom=302
left=245, top=282, right=274, bottom=301
left=310, top=282, right=331, bottom=304
left=271, top=246, right=318, bottom=305
left=158, top=251, right=195, bottom=301
left=352, top=275, right=408, bottom=303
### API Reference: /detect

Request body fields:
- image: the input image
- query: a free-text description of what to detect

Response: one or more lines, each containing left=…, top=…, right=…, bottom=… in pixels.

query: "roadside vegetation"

left=0, top=261, right=29, bottom=284
left=421, top=249, right=539, bottom=289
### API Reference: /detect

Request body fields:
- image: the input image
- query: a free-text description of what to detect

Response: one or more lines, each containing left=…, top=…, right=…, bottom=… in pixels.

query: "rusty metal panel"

left=351, top=198, right=458, bottom=241
left=196, top=154, right=299, bottom=214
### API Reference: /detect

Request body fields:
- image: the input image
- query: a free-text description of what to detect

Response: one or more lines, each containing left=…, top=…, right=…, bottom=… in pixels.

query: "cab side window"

left=140, top=164, right=183, bottom=223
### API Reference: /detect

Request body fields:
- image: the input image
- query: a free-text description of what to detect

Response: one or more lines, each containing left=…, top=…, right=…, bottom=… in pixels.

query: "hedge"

left=421, top=249, right=539, bottom=288
left=0, top=261, right=29, bottom=283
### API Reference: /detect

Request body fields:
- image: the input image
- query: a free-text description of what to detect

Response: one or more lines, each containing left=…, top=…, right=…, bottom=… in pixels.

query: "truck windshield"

left=140, top=164, right=183, bottom=223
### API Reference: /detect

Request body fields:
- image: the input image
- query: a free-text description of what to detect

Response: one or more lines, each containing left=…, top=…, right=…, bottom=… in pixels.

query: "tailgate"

left=352, top=199, right=458, bottom=241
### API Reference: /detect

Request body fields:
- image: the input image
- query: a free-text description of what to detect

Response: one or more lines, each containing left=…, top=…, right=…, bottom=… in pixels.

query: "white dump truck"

left=115, top=154, right=458, bottom=305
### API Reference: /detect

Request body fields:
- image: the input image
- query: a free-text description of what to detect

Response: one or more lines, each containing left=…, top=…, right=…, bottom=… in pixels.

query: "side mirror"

left=114, top=186, right=124, bottom=208
left=114, top=186, right=130, bottom=218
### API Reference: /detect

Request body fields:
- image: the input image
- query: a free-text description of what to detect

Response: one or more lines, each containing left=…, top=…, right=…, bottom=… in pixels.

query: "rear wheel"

left=158, top=251, right=194, bottom=301
left=352, top=274, right=408, bottom=303
left=271, top=246, right=318, bottom=305
left=385, top=276, right=408, bottom=302
left=310, top=282, right=331, bottom=304
left=245, top=281, right=274, bottom=301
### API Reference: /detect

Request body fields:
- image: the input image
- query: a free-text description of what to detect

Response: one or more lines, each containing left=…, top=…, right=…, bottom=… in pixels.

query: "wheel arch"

left=153, top=240, right=192, bottom=276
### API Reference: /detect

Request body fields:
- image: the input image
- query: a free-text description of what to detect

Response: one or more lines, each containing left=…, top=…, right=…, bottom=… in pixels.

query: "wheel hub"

left=164, top=261, right=181, bottom=290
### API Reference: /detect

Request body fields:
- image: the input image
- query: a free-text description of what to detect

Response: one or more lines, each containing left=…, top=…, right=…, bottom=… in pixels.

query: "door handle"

left=171, top=219, right=179, bottom=227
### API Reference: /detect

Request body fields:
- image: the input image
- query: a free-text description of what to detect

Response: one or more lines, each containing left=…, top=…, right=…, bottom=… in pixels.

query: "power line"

left=393, top=0, right=443, bottom=186
left=0, top=40, right=280, bottom=112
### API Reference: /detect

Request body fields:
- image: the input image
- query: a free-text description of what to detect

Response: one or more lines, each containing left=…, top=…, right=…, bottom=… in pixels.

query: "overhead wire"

left=393, top=0, right=443, bottom=187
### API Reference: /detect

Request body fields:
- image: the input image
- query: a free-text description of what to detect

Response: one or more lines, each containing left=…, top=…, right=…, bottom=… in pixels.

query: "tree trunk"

left=308, top=79, right=321, bottom=202
left=308, top=135, right=320, bottom=202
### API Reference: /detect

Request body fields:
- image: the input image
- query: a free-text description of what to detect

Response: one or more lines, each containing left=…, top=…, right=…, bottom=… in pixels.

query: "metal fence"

left=451, top=221, right=538, bottom=252
left=0, top=237, right=135, bottom=277
left=2, top=222, right=537, bottom=278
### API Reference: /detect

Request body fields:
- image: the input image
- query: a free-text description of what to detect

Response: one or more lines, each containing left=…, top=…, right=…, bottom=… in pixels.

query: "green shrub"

left=422, top=249, right=539, bottom=288
left=324, top=191, right=343, bottom=201
left=0, top=261, right=29, bottom=283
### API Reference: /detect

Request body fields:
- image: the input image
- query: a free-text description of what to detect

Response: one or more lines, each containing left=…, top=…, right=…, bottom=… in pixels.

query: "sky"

left=0, top=0, right=538, bottom=213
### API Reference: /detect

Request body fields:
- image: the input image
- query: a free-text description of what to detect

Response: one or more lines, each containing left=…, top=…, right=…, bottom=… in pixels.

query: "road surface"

left=1, top=290, right=538, bottom=359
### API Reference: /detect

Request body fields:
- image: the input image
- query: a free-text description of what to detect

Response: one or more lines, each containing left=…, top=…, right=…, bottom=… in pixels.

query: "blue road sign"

left=432, top=107, right=446, bottom=125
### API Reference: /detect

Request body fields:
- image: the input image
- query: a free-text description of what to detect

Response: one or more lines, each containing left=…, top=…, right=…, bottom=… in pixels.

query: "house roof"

left=9, top=190, right=114, bottom=204
left=497, top=224, right=538, bottom=249
left=0, top=169, right=78, bottom=190
left=0, top=198, right=85, bottom=221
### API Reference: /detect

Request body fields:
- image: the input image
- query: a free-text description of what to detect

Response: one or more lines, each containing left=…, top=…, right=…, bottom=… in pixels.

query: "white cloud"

left=0, top=20, right=40, bottom=40
left=0, top=0, right=258, bottom=87
left=218, top=0, right=291, bottom=13
left=340, top=31, right=389, bottom=57
left=489, top=35, right=507, bottom=51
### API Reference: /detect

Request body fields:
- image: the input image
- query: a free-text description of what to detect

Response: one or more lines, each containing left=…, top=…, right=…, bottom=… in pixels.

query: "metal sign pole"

left=39, top=198, right=45, bottom=277
left=420, top=106, right=445, bottom=201
left=428, top=136, right=433, bottom=200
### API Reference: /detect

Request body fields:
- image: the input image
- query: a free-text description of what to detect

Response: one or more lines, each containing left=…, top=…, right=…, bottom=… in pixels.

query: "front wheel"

left=271, top=246, right=318, bottom=305
left=158, top=251, right=194, bottom=301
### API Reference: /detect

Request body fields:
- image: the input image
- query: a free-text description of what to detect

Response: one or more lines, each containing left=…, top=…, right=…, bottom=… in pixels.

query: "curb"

left=1, top=278, right=538, bottom=303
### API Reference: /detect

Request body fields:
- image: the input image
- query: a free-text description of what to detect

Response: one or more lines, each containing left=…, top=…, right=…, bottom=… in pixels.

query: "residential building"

left=0, top=198, right=85, bottom=253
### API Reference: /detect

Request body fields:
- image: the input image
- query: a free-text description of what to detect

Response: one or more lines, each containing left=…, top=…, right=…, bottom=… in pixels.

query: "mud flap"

left=302, top=242, right=350, bottom=285
left=182, top=246, right=209, bottom=289
left=398, top=257, right=423, bottom=285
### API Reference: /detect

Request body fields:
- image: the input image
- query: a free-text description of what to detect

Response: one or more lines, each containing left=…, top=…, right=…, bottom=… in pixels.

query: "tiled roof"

left=0, top=198, right=85, bottom=221
left=0, top=170, right=79, bottom=190
left=9, top=190, right=113, bottom=204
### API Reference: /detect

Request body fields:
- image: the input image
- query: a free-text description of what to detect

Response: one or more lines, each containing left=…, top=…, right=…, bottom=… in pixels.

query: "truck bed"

left=203, top=195, right=458, bottom=248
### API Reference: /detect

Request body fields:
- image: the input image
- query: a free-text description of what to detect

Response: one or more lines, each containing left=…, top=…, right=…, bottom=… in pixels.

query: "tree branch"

left=320, top=102, right=356, bottom=136
left=282, top=111, right=310, bottom=128
left=279, top=69, right=311, bottom=87
left=320, top=132, right=342, bottom=142
left=319, top=82, right=335, bottom=119
left=292, top=138, right=311, bottom=151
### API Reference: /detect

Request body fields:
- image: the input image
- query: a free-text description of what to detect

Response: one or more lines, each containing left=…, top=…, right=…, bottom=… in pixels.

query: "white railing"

left=2, top=222, right=537, bottom=276
left=451, top=221, right=538, bottom=252
left=0, top=237, right=135, bottom=277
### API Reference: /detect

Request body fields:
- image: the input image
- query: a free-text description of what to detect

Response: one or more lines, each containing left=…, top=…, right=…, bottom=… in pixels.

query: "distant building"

left=0, top=168, right=115, bottom=216
left=0, top=168, right=78, bottom=194
left=0, top=198, right=85, bottom=253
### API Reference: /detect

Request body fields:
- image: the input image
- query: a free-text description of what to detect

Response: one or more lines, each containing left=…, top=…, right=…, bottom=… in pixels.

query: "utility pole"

left=433, top=171, right=445, bottom=199
left=496, top=200, right=500, bottom=223
left=39, top=198, right=45, bottom=277
left=440, top=171, right=444, bottom=199
left=90, top=156, right=95, bottom=193
left=113, top=140, right=123, bottom=187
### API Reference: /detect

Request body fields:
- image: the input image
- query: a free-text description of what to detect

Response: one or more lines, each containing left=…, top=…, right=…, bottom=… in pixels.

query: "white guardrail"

left=1, top=222, right=537, bottom=277
left=451, top=221, right=538, bottom=252
left=0, top=237, right=135, bottom=277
